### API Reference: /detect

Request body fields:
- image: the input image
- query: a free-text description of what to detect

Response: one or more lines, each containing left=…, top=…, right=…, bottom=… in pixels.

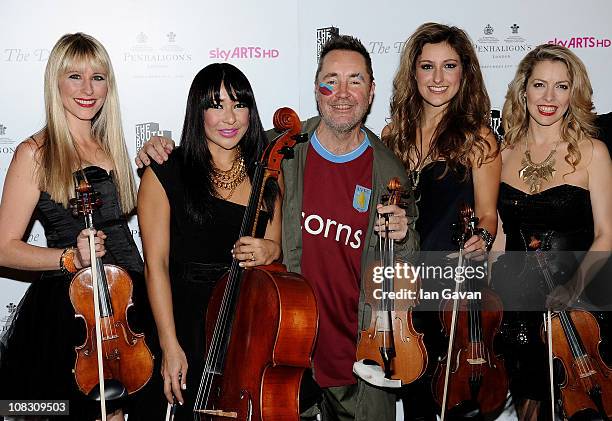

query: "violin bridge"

left=195, top=409, right=238, bottom=418
left=579, top=369, right=597, bottom=378
left=466, top=357, right=487, bottom=365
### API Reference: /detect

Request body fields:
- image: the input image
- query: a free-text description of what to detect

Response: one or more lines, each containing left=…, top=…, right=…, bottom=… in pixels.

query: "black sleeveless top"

left=414, top=161, right=474, bottom=251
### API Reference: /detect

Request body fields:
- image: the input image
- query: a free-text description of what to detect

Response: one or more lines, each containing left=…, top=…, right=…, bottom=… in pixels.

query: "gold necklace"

left=211, top=151, right=247, bottom=200
left=518, top=137, right=560, bottom=194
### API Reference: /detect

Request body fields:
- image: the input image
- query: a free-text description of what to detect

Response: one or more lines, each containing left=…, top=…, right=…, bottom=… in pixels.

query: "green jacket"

left=275, top=116, right=419, bottom=332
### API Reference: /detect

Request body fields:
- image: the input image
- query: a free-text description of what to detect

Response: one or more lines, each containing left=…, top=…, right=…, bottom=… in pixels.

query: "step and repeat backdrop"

left=1, top=0, right=611, bottom=343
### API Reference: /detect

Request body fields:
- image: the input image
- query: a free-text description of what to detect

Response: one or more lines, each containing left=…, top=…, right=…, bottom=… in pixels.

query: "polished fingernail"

left=182, top=383, right=187, bottom=390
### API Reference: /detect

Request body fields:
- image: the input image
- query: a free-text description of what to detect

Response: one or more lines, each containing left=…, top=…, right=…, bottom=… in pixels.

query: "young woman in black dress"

left=137, top=63, right=281, bottom=420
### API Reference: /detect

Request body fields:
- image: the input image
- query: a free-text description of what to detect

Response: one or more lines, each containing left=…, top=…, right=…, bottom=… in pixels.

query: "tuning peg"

left=278, top=147, right=294, bottom=159
left=69, top=198, right=79, bottom=216
left=292, top=133, right=309, bottom=143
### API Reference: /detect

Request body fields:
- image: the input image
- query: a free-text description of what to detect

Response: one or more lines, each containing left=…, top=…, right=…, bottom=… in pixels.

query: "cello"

left=193, top=107, right=318, bottom=420
left=529, top=235, right=612, bottom=420
left=69, top=177, right=154, bottom=419
left=433, top=203, right=507, bottom=420
left=354, top=177, right=427, bottom=388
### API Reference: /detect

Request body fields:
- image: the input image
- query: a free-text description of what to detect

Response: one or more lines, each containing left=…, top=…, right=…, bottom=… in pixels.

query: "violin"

left=193, top=107, right=318, bottom=420
left=354, top=177, right=427, bottom=388
left=433, top=203, right=507, bottom=420
left=69, top=178, right=154, bottom=419
left=530, top=235, right=612, bottom=420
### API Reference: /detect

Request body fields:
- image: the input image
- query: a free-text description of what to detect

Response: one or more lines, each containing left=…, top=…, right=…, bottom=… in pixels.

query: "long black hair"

left=180, top=63, right=277, bottom=223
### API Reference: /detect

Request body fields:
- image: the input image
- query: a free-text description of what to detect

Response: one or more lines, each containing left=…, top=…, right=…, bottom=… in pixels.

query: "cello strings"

left=196, top=253, right=240, bottom=413
left=195, top=162, right=266, bottom=414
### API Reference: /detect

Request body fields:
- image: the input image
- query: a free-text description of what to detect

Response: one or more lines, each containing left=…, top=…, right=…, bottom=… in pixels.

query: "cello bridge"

left=195, top=409, right=238, bottom=418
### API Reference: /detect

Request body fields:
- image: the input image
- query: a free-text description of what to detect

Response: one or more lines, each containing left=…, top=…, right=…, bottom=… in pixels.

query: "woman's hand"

left=74, top=229, right=107, bottom=269
left=463, top=233, right=487, bottom=260
left=232, top=236, right=281, bottom=267
left=161, top=342, right=188, bottom=405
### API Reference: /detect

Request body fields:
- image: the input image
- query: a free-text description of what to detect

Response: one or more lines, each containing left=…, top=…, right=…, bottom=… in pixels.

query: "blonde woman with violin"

left=494, top=43, right=612, bottom=421
left=0, top=33, right=149, bottom=420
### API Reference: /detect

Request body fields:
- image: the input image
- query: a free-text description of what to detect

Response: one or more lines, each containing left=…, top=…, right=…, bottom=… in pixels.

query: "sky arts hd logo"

left=135, top=122, right=172, bottom=150
left=208, top=46, right=280, bottom=61
left=548, top=36, right=611, bottom=48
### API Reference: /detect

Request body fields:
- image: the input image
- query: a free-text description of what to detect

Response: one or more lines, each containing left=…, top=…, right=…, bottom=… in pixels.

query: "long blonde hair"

left=502, top=43, right=597, bottom=169
left=39, top=32, right=136, bottom=214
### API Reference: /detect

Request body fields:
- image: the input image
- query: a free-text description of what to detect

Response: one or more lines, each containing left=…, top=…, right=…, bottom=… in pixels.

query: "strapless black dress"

left=494, top=182, right=610, bottom=403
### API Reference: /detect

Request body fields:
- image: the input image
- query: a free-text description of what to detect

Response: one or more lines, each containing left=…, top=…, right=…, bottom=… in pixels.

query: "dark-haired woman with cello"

left=0, top=33, right=151, bottom=420
left=494, top=44, right=612, bottom=420
left=137, top=63, right=282, bottom=420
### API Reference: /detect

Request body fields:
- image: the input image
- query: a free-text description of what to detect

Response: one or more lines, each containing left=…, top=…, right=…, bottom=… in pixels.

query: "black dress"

left=144, top=149, right=269, bottom=420
left=0, top=166, right=146, bottom=419
left=402, top=161, right=475, bottom=421
left=494, top=182, right=609, bottom=409
left=415, top=161, right=474, bottom=252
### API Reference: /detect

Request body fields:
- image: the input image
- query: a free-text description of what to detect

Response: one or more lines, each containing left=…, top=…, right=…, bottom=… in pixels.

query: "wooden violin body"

left=529, top=235, right=612, bottom=419
left=356, top=178, right=427, bottom=386
left=70, top=265, right=154, bottom=397
left=433, top=287, right=508, bottom=415
left=69, top=178, right=153, bottom=405
left=357, top=268, right=426, bottom=385
left=434, top=203, right=508, bottom=418
left=202, top=264, right=317, bottom=420
left=547, top=309, right=612, bottom=418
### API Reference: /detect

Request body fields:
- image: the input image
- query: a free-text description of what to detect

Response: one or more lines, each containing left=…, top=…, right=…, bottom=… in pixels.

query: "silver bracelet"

left=475, top=227, right=494, bottom=251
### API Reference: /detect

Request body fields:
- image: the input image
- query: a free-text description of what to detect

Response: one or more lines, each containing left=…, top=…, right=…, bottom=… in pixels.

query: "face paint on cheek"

left=318, top=82, right=334, bottom=96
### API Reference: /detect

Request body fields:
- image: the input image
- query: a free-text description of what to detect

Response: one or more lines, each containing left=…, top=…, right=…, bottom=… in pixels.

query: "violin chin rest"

left=352, top=360, right=402, bottom=388
left=87, top=379, right=128, bottom=401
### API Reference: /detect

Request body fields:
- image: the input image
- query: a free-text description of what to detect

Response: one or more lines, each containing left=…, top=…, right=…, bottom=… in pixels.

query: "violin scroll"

left=452, top=203, right=479, bottom=248
left=272, top=107, right=302, bottom=137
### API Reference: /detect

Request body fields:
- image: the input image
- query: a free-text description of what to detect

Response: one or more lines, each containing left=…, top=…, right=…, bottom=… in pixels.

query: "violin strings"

left=535, top=251, right=592, bottom=379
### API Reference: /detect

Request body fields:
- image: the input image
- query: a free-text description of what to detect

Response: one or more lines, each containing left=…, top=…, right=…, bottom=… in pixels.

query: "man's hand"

left=135, top=136, right=175, bottom=168
left=374, top=204, right=408, bottom=242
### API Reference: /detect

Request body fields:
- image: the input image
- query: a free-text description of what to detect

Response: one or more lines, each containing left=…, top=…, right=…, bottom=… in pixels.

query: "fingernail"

left=239, top=262, right=245, bottom=267
left=182, top=383, right=187, bottom=390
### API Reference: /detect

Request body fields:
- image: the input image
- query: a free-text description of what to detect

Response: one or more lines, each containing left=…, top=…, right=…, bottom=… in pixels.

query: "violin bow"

left=164, top=372, right=181, bottom=421
left=440, top=204, right=477, bottom=421
left=89, top=227, right=107, bottom=420
left=77, top=178, right=108, bottom=420
left=545, top=310, right=555, bottom=419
